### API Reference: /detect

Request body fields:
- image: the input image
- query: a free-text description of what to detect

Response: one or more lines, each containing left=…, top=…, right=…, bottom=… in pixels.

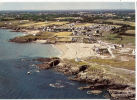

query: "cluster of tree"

left=10, top=13, right=77, bottom=21
left=0, top=13, right=81, bottom=22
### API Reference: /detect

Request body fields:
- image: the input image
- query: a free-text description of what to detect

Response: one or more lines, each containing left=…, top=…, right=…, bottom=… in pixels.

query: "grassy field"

left=19, top=21, right=69, bottom=28
left=75, top=23, right=93, bottom=27
left=56, top=37, right=72, bottom=42
left=37, top=31, right=72, bottom=38
left=55, top=17, right=82, bottom=20
left=46, top=21, right=69, bottom=26
left=64, top=58, right=135, bottom=84
left=103, top=33, right=135, bottom=45
left=54, top=32, right=73, bottom=42
left=12, top=31, right=73, bottom=42
left=19, top=22, right=45, bottom=27
left=36, top=32, right=55, bottom=39
left=66, top=57, right=135, bottom=71
left=15, top=31, right=55, bottom=40
left=125, top=30, right=135, bottom=35
left=0, top=20, right=30, bottom=27
left=105, top=19, right=135, bottom=27
left=103, top=34, right=121, bottom=43
left=94, top=19, right=135, bottom=27
left=0, top=22, right=6, bottom=27
left=120, top=36, right=135, bottom=44
left=55, top=32, right=72, bottom=36
left=66, top=59, right=88, bottom=66
left=0, top=20, right=69, bottom=28
left=86, top=58, right=135, bottom=70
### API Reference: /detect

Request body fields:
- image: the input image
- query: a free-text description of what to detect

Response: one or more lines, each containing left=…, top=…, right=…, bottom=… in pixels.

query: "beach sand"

left=55, top=43, right=102, bottom=59
left=33, top=40, right=47, bottom=43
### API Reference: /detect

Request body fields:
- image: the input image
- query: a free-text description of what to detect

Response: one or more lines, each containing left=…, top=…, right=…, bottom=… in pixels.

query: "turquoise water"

left=0, top=29, right=106, bottom=99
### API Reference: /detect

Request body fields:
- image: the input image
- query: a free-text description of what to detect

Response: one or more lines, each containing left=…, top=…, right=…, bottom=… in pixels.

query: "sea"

left=0, top=29, right=106, bottom=99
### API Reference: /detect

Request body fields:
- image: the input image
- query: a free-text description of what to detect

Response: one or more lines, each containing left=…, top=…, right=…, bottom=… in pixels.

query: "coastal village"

left=0, top=10, right=135, bottom=100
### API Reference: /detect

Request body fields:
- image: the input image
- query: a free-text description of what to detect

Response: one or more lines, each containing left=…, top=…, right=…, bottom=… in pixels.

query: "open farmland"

left=86, top=58, right=135, bottom=70
left=55, top=17, right=82, bottom=20
left=19, top=21, right=69, bottom=28
left=74, top=23, right=93, bottom=27
left=125, top=30, right=135, bottom=35
left=55, top=32, right=72, bottom=36
left=56, top=37, right=72, bottom=42
left=103, top=33, right=135, bottom=45
left=105, top=19, right=135, bottom=27
left=0, top=20, right=30, bottom=27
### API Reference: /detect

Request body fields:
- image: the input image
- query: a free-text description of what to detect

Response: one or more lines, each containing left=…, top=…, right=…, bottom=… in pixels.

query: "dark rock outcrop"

left=108, top=88, right=135, bottom=100
left=87, top=90, right=102, bottom=95
left=36, top=57, right=60, bottom=70
left=79, top=65, right=89, bottom=72
left=35, top=57, right=135, bottom=100
left=9, top=36, right=37, bottom=43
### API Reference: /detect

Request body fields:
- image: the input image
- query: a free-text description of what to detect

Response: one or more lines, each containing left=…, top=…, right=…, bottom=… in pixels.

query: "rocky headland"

left=35, top=57, right=135, bottom=100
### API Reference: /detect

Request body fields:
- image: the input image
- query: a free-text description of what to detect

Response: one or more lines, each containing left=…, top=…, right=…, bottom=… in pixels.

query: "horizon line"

left=0, top=9, right=135, bottom=11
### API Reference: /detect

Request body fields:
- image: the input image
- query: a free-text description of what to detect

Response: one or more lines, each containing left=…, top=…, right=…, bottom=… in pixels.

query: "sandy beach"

left=33, top=40, right=47, bottom=43
left=55, top=43, right=102, bottom=59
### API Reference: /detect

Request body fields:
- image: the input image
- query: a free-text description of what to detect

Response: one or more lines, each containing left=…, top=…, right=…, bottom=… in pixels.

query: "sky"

left=0, top=2, right=135, bottom=10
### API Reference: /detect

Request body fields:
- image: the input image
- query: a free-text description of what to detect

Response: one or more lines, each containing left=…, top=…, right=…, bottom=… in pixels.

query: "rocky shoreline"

left=1, top=26, right=135, bottom=100
left=9, top=36, right=37, bottom=43
left=35, top=57, right=135, bottom=100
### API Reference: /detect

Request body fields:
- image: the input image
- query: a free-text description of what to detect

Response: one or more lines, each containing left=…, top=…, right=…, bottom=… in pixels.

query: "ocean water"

left=0, top=29, right=106, bottom=99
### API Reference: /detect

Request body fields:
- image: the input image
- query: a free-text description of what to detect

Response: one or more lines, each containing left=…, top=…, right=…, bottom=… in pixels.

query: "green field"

left=125, top=30, right=135, bottom=35
left=103, top=32, right=135, bottom=45
left=0, top=20, right=30, bottom=27
left=19, top=21, right=69, bottom=28
left=55, top=32, right=72, bottom=36
left=86, top=58, right=135, bottom=70
left=55, top=17, right=82, bottom=20
left=105, top=19, right=135, bottom=27
left=64, top=58, right=135, bottom=84
left=0, top=20, right=69, bottom=28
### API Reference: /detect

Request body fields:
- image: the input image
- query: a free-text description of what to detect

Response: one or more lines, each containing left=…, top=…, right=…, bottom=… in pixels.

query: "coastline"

left=51, top=44, right=63, bottom=58
left=36, top=56, right=135, bottom=100
left=0, top=27, right=40, bottom=35
left=54, top=43, right=110, bottom=59
left=34, top=42, right=101, bottom=59
left=1, top=27, right=135, bottom=100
